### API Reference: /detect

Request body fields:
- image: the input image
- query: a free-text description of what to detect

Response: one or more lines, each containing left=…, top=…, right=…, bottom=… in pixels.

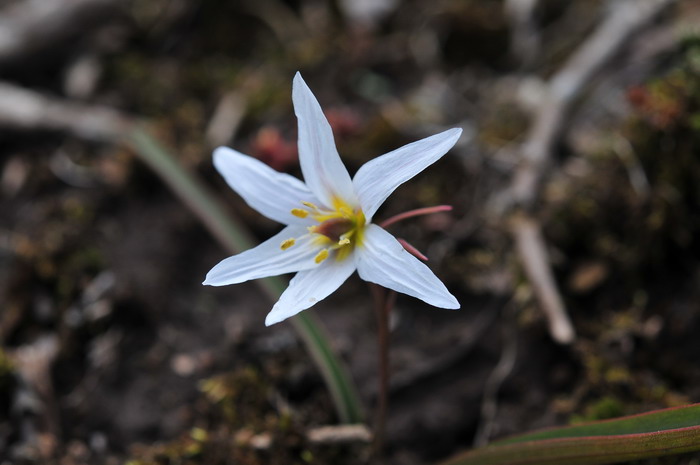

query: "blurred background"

left=1, top=0, right=699, bottom=463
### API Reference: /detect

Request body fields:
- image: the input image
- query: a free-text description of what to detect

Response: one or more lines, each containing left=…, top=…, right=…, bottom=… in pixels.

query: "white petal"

left=265, top=257, right=356, bottom=325
left=213, top=146, right=319, bottom=226
left=355, top=224, right=459, bottom=309
left=203, top=226, right=319, bottom=286
left=292, top=72, right=357, bottom=208
left=353, top=128, right=462, bottom=221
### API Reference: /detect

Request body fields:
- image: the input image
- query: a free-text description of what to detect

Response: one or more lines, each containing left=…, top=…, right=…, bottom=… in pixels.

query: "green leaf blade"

left=442, top=404, right=700, bottom=465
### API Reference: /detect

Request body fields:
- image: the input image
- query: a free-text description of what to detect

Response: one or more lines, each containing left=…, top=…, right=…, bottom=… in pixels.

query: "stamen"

left=291, top=208, right=309, bottom=218
left=280, top=238, right=296, bottom=250
left=314, top=249, right=329, bottom=264
left=302, top=201, right=319, bottom=211
left=301, top=199, right=366, bottom=262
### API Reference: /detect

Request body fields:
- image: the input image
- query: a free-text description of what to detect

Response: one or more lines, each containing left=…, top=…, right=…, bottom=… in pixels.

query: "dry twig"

left=473, top=314, right=517, bottom=447
left=505, top=0, right=540, bottom=67
left=510, top=0, right=676, bottom=208
left=306, top=424, right=373, bottom=444
left=0, top=82, right=134, bottom=141
left=501, top=0, right=676, bottom=344
left=511, top=214, right=572, bottom=342
left=0, top=0, right=121, bottom=64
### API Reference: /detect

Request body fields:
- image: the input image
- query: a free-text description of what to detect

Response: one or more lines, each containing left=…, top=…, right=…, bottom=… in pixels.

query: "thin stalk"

left=370, top=283, right=396, bottom=457
left=125, top=126, right=364, bottom=423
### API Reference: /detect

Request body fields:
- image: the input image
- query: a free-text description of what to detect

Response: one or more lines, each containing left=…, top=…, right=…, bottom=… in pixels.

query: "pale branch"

left=0, top=0, right=121, bottom=64
left=504, top=0, right=676, bottom=344
left=233, top=424, right=372, bottom=450
left=306, top=424, right=373, bottom=444
left=511, top=0, right=677, bottom=207
left=511, top=215, right=574, bottom=344
left=505, top=0, right=540, bottom=67
left=0, top=81, right=134, bottom=141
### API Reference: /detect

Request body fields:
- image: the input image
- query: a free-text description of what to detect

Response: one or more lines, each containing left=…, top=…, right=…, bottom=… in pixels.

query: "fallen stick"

left=0, top=0, right=121, bottom=64
left=0, top=81, right=133, bottom=141
left=511, top=214, right=573, bottom=343
left=505, top=0, right=540, bottom=67
left=306, top=424, right=373, bottom=444
left=503, top=0, right=677, bottom=344
left=510, top=0, right=676, bottom=207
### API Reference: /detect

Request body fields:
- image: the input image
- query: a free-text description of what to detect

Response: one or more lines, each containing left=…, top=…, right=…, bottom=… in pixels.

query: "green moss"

left=571, top=397, right=625, bottom=424
left=125, top=364, right=369, bottom=465
left=0, top=349, right=15, bottom=390
left=199, top=367, right=271, bottom=428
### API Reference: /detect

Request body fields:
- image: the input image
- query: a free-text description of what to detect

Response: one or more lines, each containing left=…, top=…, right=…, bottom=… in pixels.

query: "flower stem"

left=379, top=205, right=453, bottom=229
left=370, top=283, right=396, bottom=457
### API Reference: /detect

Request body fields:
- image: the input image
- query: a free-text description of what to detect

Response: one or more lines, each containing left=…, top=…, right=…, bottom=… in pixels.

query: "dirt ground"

left=1, top=1, right=700, bottom=464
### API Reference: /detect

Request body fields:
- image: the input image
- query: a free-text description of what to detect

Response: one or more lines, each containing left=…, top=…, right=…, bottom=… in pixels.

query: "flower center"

left=281, top=198, right=366, bottom=263
left=313, top=217, right=354, bottom=243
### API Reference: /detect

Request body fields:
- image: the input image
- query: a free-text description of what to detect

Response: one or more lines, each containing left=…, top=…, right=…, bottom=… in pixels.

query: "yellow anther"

left=338, top=237, right=351, bottom=246
left=302, top=201, right=319, bottom=211
left=314, top=249, right=329, bottom=264
left=291, top=208, right=309, bottom=218
left=280, top=238, right=296, bottom=250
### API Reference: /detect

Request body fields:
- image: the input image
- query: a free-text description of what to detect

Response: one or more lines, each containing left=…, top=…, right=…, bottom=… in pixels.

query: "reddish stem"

left=379, top=205, right=453, bottom=229
left=370, top=283, right=396, bottom=458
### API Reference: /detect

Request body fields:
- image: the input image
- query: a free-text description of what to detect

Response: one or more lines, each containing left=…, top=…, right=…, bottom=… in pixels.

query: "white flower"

left=204, top=72, right=461, bottom=326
